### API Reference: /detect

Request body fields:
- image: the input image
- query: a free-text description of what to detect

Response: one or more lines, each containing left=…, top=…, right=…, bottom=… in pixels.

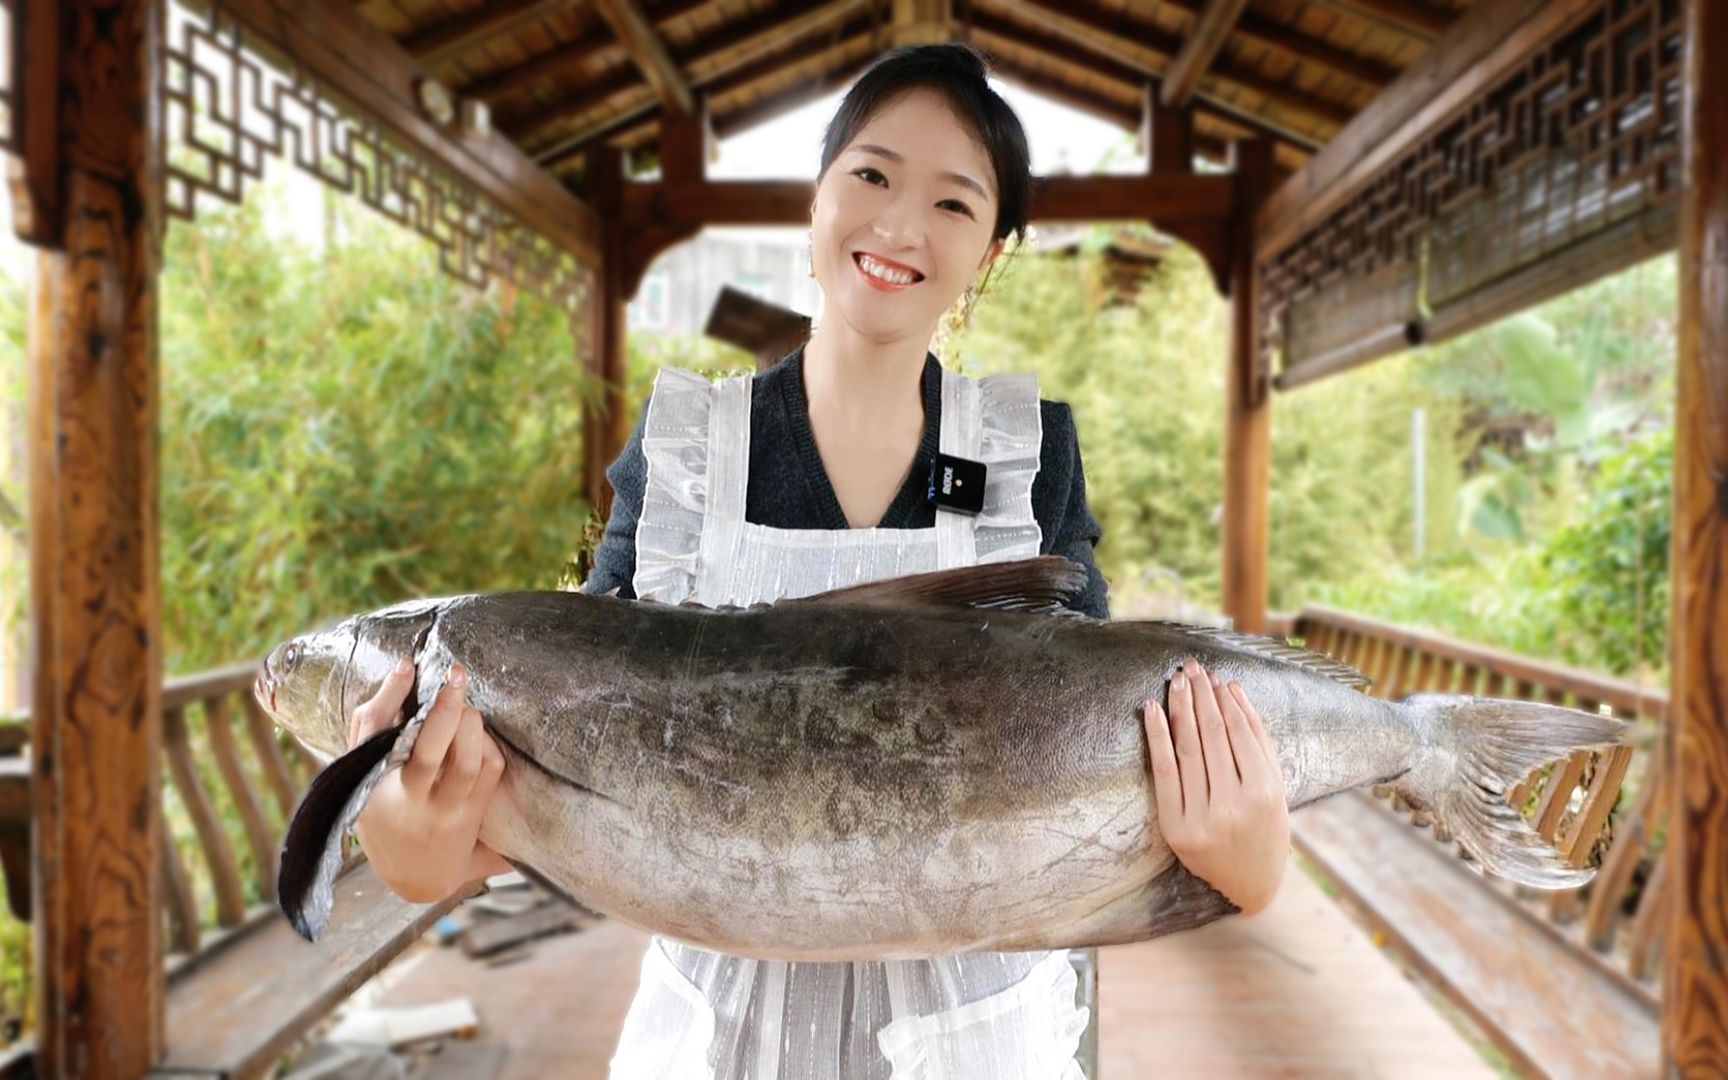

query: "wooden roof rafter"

left=967, top=8, right=1321, bottom=156
left=967, top=12, right=1299, bottom=165
left=1153, top=0, right=1398, bottom=89
left=1010, top=0, right=1353, bottom=134
left=529, top=4, right=886, bottom=165
left=404, top=0, right=574, bottom=67
left=1311, top=0, right=1453, bottom=43
left=1163, top=0, right=1251, bottom=108
left=591, top=0, right=695, bottom=115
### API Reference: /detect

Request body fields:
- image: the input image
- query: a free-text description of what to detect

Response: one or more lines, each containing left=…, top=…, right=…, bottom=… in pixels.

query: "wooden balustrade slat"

left=1562, top=744, right=1633, bottom=865
left=1588, top=753, right=1665, bottom=948
left=1628, top=855, right=1666, bottom=983
left=1532, top=752, right=1591, bottom=843
left=203, top=695, right=278, bottom=902
left=243, top=694, right=302, bottom=820
left=160, top=815, right=201, bottom=955
left=163, top=706, right=248, bottom=928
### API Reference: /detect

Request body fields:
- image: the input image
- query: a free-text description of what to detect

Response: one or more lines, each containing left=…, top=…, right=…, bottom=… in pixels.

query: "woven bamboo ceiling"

left=354, top=0, right=1477, bottom=182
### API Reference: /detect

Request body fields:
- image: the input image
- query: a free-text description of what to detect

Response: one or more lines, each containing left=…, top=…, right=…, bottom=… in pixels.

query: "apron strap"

left=936, top=369, right=983, bottom=570
left=693, top=374, right=753, bottom=606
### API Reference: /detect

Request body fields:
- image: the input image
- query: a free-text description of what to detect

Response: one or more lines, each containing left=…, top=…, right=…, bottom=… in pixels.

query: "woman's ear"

left=977, top=237, right=1005, bottom=274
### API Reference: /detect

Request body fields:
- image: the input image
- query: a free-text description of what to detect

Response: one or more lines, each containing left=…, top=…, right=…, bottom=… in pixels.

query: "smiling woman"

left=347, top=42, right=1289, bottom=1080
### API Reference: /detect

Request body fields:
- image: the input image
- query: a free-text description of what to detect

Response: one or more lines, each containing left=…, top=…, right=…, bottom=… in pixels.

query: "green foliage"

left=950, top=235, right=1468, bottom=614
left=158, top=187, right=590, bottom=673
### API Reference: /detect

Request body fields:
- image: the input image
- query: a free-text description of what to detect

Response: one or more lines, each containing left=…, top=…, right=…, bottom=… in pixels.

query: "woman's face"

left=811, top=88, right=1003, bottom=347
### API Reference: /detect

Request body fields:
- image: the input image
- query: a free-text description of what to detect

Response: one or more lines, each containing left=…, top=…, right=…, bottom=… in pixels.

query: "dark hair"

left=818, top=44, right=1031, bottom=244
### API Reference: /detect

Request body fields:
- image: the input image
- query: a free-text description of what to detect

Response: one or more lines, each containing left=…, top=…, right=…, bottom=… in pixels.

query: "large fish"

left=258, top=556, right=1626, bottom=954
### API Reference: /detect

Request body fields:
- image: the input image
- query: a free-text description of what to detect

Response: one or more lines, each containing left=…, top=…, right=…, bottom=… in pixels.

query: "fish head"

left=255, top=598, right=445, bottom=762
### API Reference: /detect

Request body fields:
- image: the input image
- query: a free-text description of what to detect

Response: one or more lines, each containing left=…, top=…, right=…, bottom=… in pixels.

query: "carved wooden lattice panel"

left=1261, top=0, right=1682, bottom=385
left=161, top=0, right=592, bottom=316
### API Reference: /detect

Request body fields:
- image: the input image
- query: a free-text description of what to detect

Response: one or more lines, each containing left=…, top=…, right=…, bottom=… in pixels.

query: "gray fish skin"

left=260, top=562, right=1625, bottom=957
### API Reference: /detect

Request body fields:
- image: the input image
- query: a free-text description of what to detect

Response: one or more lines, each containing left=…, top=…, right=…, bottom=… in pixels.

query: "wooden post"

left=1222, top=138, right=1274, bottom=634
left=1664, top=0, right=1728, bottom=1072
left=583, top=147, right=632, bottom=522
left=27, top=0, right=164, bottom=1076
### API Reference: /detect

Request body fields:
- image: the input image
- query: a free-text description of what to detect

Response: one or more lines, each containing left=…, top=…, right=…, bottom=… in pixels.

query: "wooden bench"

left=1, top=664, right=469, bottom=1079
left=1270, top=606, right=1661, bottom=1077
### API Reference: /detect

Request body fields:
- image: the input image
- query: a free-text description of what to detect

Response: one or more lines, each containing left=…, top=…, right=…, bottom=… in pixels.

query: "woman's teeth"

left=856, top=253, right=921, bottom=286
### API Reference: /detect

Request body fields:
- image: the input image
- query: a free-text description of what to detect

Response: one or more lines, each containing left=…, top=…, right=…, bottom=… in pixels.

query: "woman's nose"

left=871, top=196, right=924, bottom=250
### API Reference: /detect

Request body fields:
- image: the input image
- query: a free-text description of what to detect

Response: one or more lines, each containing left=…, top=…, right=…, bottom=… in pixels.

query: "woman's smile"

left=853, top=251, right=926, bottom=291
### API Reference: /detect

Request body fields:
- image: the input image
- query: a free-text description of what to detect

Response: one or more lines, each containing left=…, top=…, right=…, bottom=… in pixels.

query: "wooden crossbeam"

left=1155, top=0, right=1396, bottom=88
left=592, top=0, right=695, bottom=115
left=1017, top=0, right=1353, bottom=130
left=1312, top=0, right=1451, bottom=42
left=403, top=0, right=571, bottom=66
left=1163, top=0, right=1250, bottom=108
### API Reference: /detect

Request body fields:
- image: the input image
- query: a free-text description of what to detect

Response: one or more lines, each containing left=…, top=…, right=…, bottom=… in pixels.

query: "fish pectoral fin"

left=792, top=555, right=1091, bottom=617
left=1020, top=862, right=1240, bottom=951
left=277, top=724, right=397, bottom=942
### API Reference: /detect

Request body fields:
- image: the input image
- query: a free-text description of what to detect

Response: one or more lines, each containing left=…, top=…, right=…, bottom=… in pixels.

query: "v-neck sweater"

left=583, top=349, right=1110, bottom=618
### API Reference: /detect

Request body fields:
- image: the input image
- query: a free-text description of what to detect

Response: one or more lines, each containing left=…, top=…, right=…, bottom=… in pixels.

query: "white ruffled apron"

left=610, top=363, right=1091, bottom=1080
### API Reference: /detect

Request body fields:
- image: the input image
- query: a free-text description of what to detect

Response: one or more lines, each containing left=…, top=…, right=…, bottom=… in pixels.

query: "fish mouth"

left=253, top=671, right=277, bottom=716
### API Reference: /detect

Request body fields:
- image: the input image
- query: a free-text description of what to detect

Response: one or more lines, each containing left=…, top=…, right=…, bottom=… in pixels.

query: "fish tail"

left=277, top=725, right=397, bottom=941
left=1394, top=694, right=1629, bottom=890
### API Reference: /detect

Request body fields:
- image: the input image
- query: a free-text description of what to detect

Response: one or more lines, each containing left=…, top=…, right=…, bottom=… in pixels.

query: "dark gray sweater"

left=582, top=350, right=1111, bottom=619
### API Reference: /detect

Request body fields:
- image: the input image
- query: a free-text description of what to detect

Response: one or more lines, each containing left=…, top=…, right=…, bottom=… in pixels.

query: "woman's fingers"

left=1185, top=660, right=1233, bottom=795
left=401, top=665, right=469, bottom=798
left=1216, top=678, right=1266, bottom=788
left=1167, top=663, right=1208, bottom=807
left=1143, top=698, right=1187, bottom=819
left=350, top=657, right=415, bottom=748
left=432, top=706, right=488, bottom=809
left=1231, top=681, right=1277, bottom=762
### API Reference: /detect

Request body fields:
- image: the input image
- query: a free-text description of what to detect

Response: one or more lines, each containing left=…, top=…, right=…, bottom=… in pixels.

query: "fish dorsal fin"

left=796, top=556, right=1091, bottom=617
left=1148, top=621, right=1372, bottom=690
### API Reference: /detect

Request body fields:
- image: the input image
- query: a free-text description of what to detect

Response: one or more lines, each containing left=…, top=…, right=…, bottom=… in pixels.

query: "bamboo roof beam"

left=1163, top=0, right=1250, bottom=108
left=1015, top=0, right=1353, bottom=131
left=592, top=0, right=695, bottom=115
left=1311, top=0, right=1452, bottom=43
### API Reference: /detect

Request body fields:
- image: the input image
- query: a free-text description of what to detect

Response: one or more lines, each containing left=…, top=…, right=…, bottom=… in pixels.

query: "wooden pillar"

left=27, top=0, right=165, bottom=1076
left=582, top=146, right=632, bottom=522
left=1664, top=0, right=1728, bottom=1071
left=1222, top=138, right=1275, bottom=634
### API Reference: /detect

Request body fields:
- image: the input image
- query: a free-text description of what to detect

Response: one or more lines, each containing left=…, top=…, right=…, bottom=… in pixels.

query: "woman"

left=349, top=44, right=1290, bottom=1080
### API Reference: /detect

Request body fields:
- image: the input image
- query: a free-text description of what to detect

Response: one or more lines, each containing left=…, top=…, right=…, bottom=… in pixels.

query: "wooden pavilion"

left=6, top=0, right=1724, bottom=1076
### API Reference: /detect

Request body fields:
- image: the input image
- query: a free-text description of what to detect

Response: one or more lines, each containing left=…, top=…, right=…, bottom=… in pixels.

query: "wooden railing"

left=1270, top=606, right=1667, bottom=995
left=2, top=663, right=325, bottom=963
left=157, top=663, right=324, bottom=965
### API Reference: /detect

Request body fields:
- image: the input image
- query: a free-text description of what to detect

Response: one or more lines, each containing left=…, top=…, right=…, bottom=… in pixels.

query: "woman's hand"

left=350, top=659, right=513, bottom=903
left=1143, top=657, right=1290, bottom=915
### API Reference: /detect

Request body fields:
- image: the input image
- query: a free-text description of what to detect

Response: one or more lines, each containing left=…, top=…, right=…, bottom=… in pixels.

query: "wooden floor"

left=360, top=852, right=1494, bottom=1078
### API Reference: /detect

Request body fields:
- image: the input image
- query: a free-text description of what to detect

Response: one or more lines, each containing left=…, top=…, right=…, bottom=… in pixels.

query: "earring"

left=960, top=283, right=979, bottom=330
left=805, top=231, right=814, bottom=278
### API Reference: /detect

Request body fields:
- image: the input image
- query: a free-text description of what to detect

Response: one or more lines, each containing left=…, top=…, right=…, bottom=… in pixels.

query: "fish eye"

left=281, top=641, right=301, bottom=674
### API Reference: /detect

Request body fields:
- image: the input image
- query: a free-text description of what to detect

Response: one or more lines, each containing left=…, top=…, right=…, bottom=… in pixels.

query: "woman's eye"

left=852, top=167, right=887, bottom=186
left=938, top=199, right=976, bottom=219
